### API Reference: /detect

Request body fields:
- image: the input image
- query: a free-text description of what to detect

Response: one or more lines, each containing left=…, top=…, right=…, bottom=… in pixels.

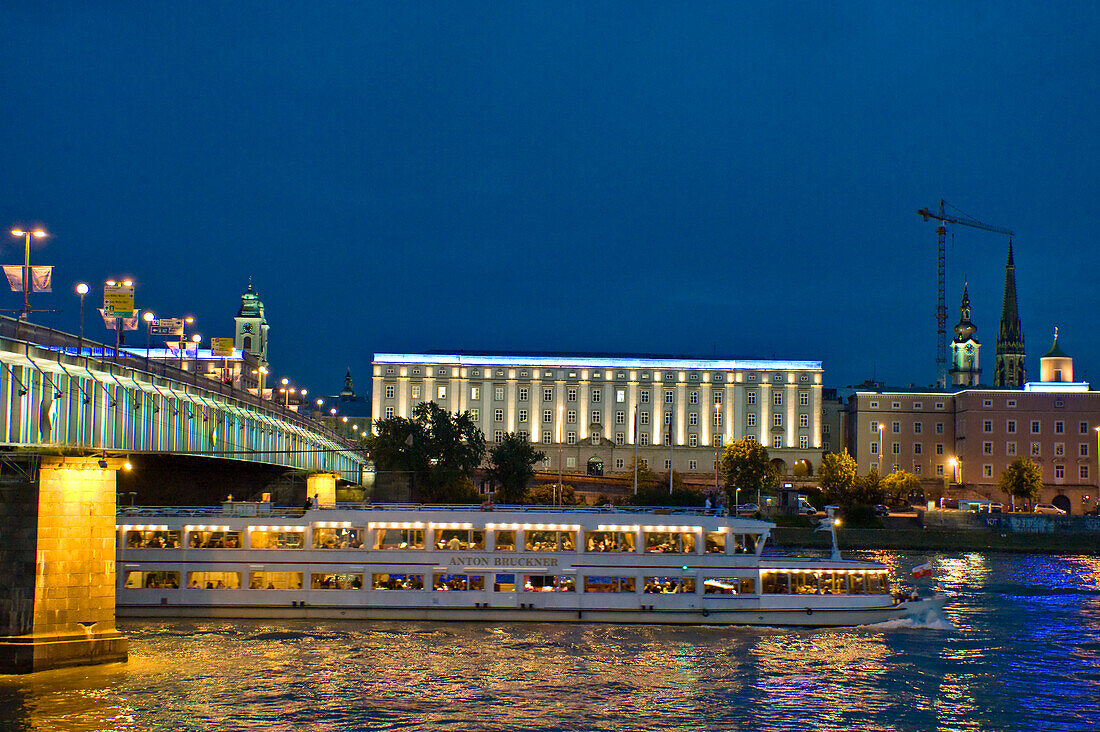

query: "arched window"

left=243, top=336, right=252, bottom=351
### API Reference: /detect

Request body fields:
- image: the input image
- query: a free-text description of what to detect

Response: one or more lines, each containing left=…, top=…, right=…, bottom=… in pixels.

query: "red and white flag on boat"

left=911, top=562, right=933, bottom=579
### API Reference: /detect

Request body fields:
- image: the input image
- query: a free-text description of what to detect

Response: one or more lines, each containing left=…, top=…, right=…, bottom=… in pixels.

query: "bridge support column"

left=0, top=457, right=127, bottom=673
left=307, top=472, right=337, bottom=507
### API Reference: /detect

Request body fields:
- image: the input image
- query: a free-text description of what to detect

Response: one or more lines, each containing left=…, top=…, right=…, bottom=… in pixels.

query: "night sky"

left=2, top=4, right=1097, bottom=396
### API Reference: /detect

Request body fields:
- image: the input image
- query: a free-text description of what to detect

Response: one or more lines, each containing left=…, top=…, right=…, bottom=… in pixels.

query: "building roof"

left=374, top=352, right=822, bottom=371
left=1042, top=333, right=1068, bottom=359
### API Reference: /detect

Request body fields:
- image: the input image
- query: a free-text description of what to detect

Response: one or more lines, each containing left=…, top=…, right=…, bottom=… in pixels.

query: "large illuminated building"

left=372, top=352, right=825, bottom=479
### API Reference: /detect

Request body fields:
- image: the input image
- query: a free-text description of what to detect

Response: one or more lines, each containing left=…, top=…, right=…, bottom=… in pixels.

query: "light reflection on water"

left=1, top=551, right=1100, bottom=731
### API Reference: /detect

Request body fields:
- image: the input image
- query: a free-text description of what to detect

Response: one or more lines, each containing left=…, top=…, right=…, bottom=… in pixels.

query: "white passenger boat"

left=116, top=503, right=940, bottom=627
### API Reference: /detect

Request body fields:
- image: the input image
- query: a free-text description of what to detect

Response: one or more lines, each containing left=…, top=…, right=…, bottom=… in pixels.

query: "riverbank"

left=770, top=525, right=1100, bottom=555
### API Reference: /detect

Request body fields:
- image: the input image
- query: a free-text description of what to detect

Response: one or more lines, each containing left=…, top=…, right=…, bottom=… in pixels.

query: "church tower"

left=948, top=284, right=981, bottom=387
left=234, top=281, right=269, bottom=364
left=993, top=242, right=1025, bottom=387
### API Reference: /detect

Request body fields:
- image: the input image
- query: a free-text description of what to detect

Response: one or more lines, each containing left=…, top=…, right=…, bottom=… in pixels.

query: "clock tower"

left=234, top=281, right=269, bottom=364
left=948, top=285, right=981, bottom=387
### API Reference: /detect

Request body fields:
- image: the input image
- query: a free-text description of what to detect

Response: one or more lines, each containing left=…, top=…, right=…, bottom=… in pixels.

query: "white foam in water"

left=865, top=613, right=956, bottom=631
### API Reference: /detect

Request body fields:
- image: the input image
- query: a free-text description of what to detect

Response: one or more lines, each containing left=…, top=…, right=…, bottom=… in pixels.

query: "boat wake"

left=867, top=614, right=955, bottom=631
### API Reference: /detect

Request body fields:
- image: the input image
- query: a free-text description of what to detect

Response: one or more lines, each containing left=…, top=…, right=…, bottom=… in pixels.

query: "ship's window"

left=644, top=577, right=697, bottom=594
left=819, top=571, right=846, bottom=594
left=374, top=528, right=425, bottom=550
left=372, top=573, right=424, bottom=590
left=583, top=576, right=637, bottom=593
left=313, top=527, right=364, bottom=549
left=187, top=530, right=242, bottom=549
left=735, top=534, right=759, bottom=554
left=494, top=573, right=517, bottom=591
left=584, top=531, right=636, bottom=552
left=702, top=577, right=755, bottom=595
left=525, top=530, right=576, bottom=552
left=124, top=529, right=182, bottom=549
left=643, top=531, right=697, bottom=554
left=761, top=571, right=790, bottom=594
left=310, top=573, right=363, bottom=590
left=433, top=573, right=485, bottom=591
left=249, top=572, right=303, bottom=590
left=249, top=529, right=305, bottom=549
left=124, top=570, right=180, bottom=589
left=494, top=530, right=516, bottom=551
left=522, top=575, right=575, bottom=592
left=849, top=573, right=865, bottom=594
left=704, top=532, right=726, bottom=554
left=435, top=529, right=485, bottom=551
left=186, top=571, right=241, bottom=589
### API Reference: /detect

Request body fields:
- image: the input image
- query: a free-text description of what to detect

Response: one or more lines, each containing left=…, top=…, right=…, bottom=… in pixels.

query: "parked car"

left=989, top=503, right=1004, bottom=514
left=1034, top=503, right=1067, bottom=515
left=735, top=503, right=759, bottom=516
left=873, top=504, right=890, bottom=517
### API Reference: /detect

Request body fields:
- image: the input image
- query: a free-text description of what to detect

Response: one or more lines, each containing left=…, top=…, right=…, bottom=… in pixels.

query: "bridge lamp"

left=75, top=283, right=89, bottom=353
left=123, top=461, right=133, bottom=471
left=342, top=416, right=348, bottom=423
left=329, top=408, right=336, bottom=415
left=142, top=311, right=155, bottom=356
left=10, top=228, right=47, bottom=321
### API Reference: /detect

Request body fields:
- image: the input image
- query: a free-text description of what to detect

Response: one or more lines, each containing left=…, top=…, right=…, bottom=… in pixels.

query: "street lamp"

left=179, top=316, right=195, bottom=369
left=75, top=283, right=89, bottom=354
left=10, top=227, right=46, bottom=320
left=876, top=423, right=884, bottom=475
left=143, top=311, right=155, bottom=357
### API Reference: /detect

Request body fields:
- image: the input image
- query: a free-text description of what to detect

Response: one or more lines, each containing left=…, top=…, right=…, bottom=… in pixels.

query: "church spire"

left=949, top=284, right=981, bottom=387
left=993, top=240, right=1025, bottom=387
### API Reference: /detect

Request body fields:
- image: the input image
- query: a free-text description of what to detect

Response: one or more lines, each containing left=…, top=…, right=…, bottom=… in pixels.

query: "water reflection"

left=1, top=552, right=1100, bottom=731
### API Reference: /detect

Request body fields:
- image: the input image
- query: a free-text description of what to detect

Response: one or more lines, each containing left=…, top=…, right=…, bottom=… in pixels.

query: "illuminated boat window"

left=702, top=577, right=755, bottom=595
left=584, top=531, right=636, bottom=552
left=583, top=576, right=637, bottom=593
left=644, top=531, right=696, bottom=554
left=313, top=527, right=364, bottom=549
left=372, top=573, right=424, bottom=590
left=524, top=530, right=576, bottom=552
left=494, top=530, right=516, bottom=551
left=188, top=530, right=242, bottom=549
left=125, top=529, right=181, bottom=549
left=644, top=576, right=696, bottom=594
left=704, top=532, right=725, bottom=554
left=434, top=529, right=485, bottom=551
left=124, top=570, right=180, bottom=589
left=494, top=574, right=516, bottom=591
left=250, top=529, right=304, bottom=549
left=523, top=575, right=575, bottom=592
left=761, top=570, right=888, bottom=595
left=250, top=572, right=303, bottom=590
left=187, top=571, right=241, bottom=589
left=433, top=573, right=485, bottom=591
left=310, top=573, right=363, bottom=590
left=374, top=529, right=425, bottom=550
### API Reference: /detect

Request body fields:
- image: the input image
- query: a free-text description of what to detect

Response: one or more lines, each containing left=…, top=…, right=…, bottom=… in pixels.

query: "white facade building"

left=372, top=353, right=825, bottom=477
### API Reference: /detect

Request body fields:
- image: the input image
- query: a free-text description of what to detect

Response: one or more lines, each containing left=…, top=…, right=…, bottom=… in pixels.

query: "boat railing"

left=117, top=502, right=736, bottom=519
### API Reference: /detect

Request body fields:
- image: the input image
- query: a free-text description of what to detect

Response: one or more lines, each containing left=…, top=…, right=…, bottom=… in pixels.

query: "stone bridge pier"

left=0, top=456, right=128, bottom=673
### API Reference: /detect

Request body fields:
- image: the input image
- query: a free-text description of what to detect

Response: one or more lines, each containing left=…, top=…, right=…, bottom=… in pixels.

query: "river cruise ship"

left=116, top=503, right=934, bottom=626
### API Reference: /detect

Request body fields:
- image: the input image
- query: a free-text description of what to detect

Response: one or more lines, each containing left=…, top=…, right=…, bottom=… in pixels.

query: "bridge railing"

left=0, top=316, right=357, bottom=450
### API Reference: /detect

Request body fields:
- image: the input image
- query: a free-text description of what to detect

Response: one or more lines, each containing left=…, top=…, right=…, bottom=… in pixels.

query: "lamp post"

left=557, top=405, right=564, bottom=507
left=877, top=423, right=884, bottom=475
left=251, top=365, right=269, bottom=399
left=10, top=228, right=46, bottom=321
left=143, top=311, right=155, bottom=357
left=75, top=283, right=89, bottom=354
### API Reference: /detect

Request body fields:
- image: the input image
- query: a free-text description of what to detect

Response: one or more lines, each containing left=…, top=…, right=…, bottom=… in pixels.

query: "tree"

left=720, top=438, right=776, bottom=504
left=486, top=433, right=546, bottom=503
left=364, top=401, right=486, bottom=502
left=850, top=470, right=884, bottom=506
left=525, top=482, right=579, bottom=505
left=627, top=470, right=700, bottom=507
left=818, top=450, right=857, bottom=506
left=881, top=469, right=921, bottom=506
left=999, top=457, right=1043, bottom=509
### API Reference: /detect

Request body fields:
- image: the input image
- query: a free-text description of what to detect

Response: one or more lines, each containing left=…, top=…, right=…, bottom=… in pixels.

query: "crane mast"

left=917, top=200, right=1013, bottom=389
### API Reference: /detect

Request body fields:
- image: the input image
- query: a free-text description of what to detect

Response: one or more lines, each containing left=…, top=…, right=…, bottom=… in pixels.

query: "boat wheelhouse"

left=117, top=503, right=925, bottom=626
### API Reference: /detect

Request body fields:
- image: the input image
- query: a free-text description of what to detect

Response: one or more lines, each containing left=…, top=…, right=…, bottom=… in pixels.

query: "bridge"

left=0, top=316, right=366, bottom=482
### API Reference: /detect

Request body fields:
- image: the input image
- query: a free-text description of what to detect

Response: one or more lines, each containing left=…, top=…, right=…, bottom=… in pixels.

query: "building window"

left=689, top=459, right=697, bottom=469
left=591, top=433, right=600, bottom=445
left=936, top=465, right=944, bottom=476
left=1053, top=442, right=1066, bottom=456
left=824, top=424, right=830, bottom=435
left=799, top=392, right=809, bottom=406
left=1055, top=464, right=1065, bottom=479
left=935, top=402, right=944, bottom=410
left=914, top=465, right=922, bottom=475
left=494, top=409, right=504, bottom=422
left=1031, top=442, right=1041, bottom=457
left=384, top=407, right=394, bottom=419
left=518, top=387, right=528, bottom=401
left=640, top=412, right=650, bottom=425
left=494, top=430, right=504, bottom=444
left=799, top=435, right=808, bottom=449
left=639, top=433, right=650, bottom=446
left=543, top=410, right=552, bottom=424
left=592, top=410, right=601, bottom=424
left=616, top=411, right=625, bottom=425
left=983, top=399, right=993, bottom=408
left=664, top=432, right=672, bottom=446
left=773, top=413, right=782, bottom=427
left=1007, top=420, right=1016, bottom=434
left=870, top=420, right=879, bottom=432
left=615, top=458, right=624, bottom=469
left=437, top=386, right=447, bottom=400
left=1080, top=443, right=1089, bottom=457
left=1006, top=399, right=1016, bottom=408
left=983, top=442, right=993, bottom=455
left=913, top=402, right=923, bottom=409
left=936, top=423, right=944, bottom=434
left=493, top=386, right=503, bottom=401
left=470, top=408, right=480, bottom=421
left=689, top=391, right=699, bottom=405
left=665, top=460, right=672, bottom=470
left=892, top=421, right=900, bottom=434
left=518, top=409, right=528, bottom=423
left=567, top=410, right=577, bottom=424
left=518, top=430, right=529, bottom=441
left=914, top=422, right=922, bottom=434
left=983, top=420, right=992, bottom=433
left=567, top=388, right=577, bottom=402
left=1082, top=465, right=1090, bottom=480
left=936, top=443, right=943, bottom=455
left=567, top=432, right=576, bottom=445
left=982, top=465, right=993, bottom=478
left=773, top=392, right=783, bottom=406
left=714, top=412, right=723, bottom=426
left=773, top=435, right=783, bottom=448
left=411, top=385, right=421, bottom=400
left=1055, top=421, right=1065, bottom=434
left=543, top=432, right=552, bottom=444
left=470, top=386, right=480, bottom=400
left=665, top=390, right=674, bottom=404
left=914, top=443, right=922, bottom=455
left=746, top=435, right=756, bottom=443
left=688, top=434, right=698, bottom=447
left=385, top=384, right=395, bottom=399
left=1031, top=420, right=1041, bottom=434
left=747, top=414, right=756, bottom=427
left=543, top=388, right=554, bottom=402
left=870, top=442, right=879, bottom=455
left=385, top=367, right=395, bottom=375
left=616, top=433, right=625, bottom=446
left=592, top=390, right=601, bottom=403
left=799, top=414, right=809, bottom=428
left=1079, top=421, right=1089, bottom=434
left=689, top=413, right=698, bottom=426
left=892, top=442, right=900, bottom=455
left=616, top=389, right=626, bottom=403
left=714, top=435, right=723, bottom=447
left=639, top=458, right=648, bottom=468
left=714, top=391, right=723, bottom=405
left=640, top=390, right=650, bottom=403
left=892, top=401, right=901, bottom=409
left=747, top=392, right=756, bottom=405
left=1007, top=442, right=1016, bottom=456
left=412, top=368, right=420, bottom=376
left=870, top=401, right=879, bottom=408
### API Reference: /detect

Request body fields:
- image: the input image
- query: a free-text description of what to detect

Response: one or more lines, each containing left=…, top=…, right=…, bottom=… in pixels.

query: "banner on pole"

left=99, top=308, right=142, bottom=331
left=2, top=266, right=23, bottom=293
left=30, top=266, right=52, bottom=293
left=210, top=338, right=235, bottom=357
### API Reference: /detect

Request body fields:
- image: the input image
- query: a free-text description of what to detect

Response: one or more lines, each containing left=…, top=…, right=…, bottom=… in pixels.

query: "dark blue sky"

left=2, top=3, right=1097, bottom=395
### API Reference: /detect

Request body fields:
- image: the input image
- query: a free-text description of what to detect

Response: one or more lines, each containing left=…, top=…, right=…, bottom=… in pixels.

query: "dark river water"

left=2, top=550, right=1099, bottom=732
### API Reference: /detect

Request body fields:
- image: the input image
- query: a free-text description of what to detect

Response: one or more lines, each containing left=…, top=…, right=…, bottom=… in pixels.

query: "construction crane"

left=918, top=200, right=1013, bottom=389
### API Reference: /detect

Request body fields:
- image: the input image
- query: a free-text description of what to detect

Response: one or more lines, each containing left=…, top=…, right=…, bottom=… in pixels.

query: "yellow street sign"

left=210, top=338, right=235, bottom=357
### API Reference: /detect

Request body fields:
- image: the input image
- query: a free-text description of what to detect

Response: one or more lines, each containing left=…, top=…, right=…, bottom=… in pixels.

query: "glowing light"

left=75, top=283, right=89, bottom=295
